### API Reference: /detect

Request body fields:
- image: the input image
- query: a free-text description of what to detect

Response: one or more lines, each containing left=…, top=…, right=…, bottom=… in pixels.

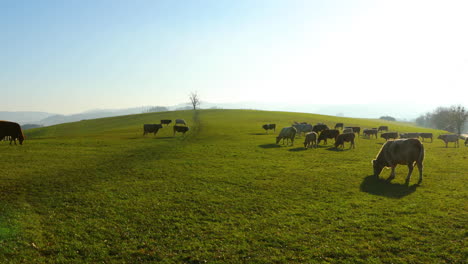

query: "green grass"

left=0, top=109, right=466, bottom=263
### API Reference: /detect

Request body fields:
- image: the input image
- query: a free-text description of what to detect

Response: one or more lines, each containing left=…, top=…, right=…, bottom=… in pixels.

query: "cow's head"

left=372, top=159, right=384, bottom=177
left=276, top=136, right=281, bottom=144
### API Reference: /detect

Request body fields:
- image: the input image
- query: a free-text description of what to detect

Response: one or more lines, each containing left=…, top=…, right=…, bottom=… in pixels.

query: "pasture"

left=0, top=109, right=466, bottom=263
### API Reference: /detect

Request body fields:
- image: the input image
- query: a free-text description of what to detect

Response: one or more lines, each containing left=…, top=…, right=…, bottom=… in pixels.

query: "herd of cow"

left=263, top=122, right=467, bottom=149
left=263, top=121, right=467, bottom=185
left=143, top=119, right=189, bottom=136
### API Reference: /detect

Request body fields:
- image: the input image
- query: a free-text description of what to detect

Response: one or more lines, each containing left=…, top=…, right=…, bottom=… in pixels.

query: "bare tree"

left=189, top=91, right=201, bottom=110
left=450, top=105, right=467, bottom=135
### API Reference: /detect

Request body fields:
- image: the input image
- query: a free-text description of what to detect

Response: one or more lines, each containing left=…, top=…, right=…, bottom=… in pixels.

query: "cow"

left=161, top=119, right=172, bottom=126
left=143, top=124, right=163, bottom=136
left=312, top=123, right=329, bottom=133
left=400, top=133, right=420, bottom=139
left=465, top=138, right=468, bottom=147
left=173, top=125, right=190, bottom=136
left=334, top=123, right=344, bottom=130
left=437, top=134, right=459, bottom=148
left=419, top=133, right=433, bottom=143
left=262, top=124, right=276, bottom=133
left=345, top=126, right=361, bottom=135
left=0, top=121, right=25, bottom=145
left=175, top=119, right=187, bottom=126
left=334, top=132, right=355, bottom=149
left=303, top=132, right=318, bottom=148
left=276, top=127, right=297, bottom=146
left=317, top=129, right=340, bottom=145
left=293, top=123, right=313, bottom=137
left=380, top=132, right=399, bottom=141
left=363, top=129, right=378, bottom=139
left=372, top=138, right=424, bottom=185
left=343, top=128, right=353, bottom=134
left=378, top=126, right=389, bottom=132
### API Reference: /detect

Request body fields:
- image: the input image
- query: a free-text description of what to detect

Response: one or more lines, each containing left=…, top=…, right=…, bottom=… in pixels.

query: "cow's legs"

left=387, top=166, right=396, bottom=181
left=405, top=163, right=414, bottom=185
left=416, top=161, right=423, bottom=184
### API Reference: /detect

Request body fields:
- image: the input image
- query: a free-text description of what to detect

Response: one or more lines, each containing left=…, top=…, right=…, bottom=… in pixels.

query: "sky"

left=1, top=0, right=467, bottom=115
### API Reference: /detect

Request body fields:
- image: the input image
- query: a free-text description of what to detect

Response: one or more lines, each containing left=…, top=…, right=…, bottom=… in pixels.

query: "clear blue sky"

left=1, top=0, right=467, bottom=114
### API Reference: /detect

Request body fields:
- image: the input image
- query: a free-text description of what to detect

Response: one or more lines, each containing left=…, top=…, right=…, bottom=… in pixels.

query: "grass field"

left=0, top=109, right=466, bottom=263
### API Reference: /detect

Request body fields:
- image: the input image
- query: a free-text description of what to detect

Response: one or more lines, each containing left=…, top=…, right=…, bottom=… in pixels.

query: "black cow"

left=173, top=125, right=190, bottom=136
left=378, top=126, right=389, bottom=132
left=318, top=129, right=340, bottom=145
left=262, top=124, right=276, bottom=133
left=161, top=120, right=172, bottom=126
left=380, top=132, right=398, bottom=141
left=334, top=123, right=344, bottom=130
left=143, top=124, right=163, bottom=136
left=0, top=121, right=25, bottom=145
left=363, top=129, right=378, bottom=139
left=334, top=132, right=355, bottom=149
left=345, top=127, right=361, bottom=135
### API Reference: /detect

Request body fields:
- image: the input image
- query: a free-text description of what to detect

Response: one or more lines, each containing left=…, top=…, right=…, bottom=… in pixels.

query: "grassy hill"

left=0, top=109, right=466, bottom=263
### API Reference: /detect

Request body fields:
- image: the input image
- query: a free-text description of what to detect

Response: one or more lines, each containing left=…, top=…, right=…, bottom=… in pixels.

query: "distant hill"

left=2, top=102, right=439, bottom=127
left=0, top=111, right=55, bottom=124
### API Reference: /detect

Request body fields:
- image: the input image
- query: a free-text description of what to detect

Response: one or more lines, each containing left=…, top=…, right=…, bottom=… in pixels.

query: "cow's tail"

left=418, top=142, right=425, bottom=165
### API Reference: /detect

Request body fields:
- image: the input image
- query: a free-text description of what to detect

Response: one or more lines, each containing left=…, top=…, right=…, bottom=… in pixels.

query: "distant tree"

left=189, top=91, right=201, bottom=110
left=144, top=106, right=168, bottom=113
left=450, top=105, right=467, bottom=134
left=415, top=112, right=432, bottom=127
left=414, top=105, right=467, bottom=133
left=431, top=107, right=453, bottom=131
left=379, top=116, right=396, bottom=121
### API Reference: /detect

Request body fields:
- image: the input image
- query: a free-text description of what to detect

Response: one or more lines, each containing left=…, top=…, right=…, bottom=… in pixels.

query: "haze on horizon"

left=1, top=0, right=467, bottom=115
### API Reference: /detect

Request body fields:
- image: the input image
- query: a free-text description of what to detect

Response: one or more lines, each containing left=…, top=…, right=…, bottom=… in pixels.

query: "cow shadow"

left=249, top=133, right=270, bottom=136
left=258, top=144, right=281, bottom=149
left=288, top=147, right=307, bottom=152
left=360, top=175, right=418, bottom=199
left=325, top=147, right=353, bottom=151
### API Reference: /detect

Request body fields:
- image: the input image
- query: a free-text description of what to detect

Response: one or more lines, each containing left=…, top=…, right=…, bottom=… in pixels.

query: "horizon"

left=2, top=0, right=467, bottom=114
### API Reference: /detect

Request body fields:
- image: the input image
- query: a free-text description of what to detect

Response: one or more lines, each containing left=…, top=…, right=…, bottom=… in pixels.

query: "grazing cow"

left=143, top=124, right=163, bottom=136
left=161, top=119, right=172, bottom=126
left=303, top=132, right=318, bottom=148
left=276, top=127, right=297, bottom=146
left=437, top=134, right=459, bottom=148
left=343, top=128, right=353, bottom=134
left=345, top=127, right=361, bottom=135
left=380, top=132, right=399, bottom=141
left=334, top=132, right=355, bottom=149
left=363, top=129, right=378, bottom=139
left=175, top=119, right=187, bottom=126
left=334, top=123, right=344, bottom=130
left=0, top=121, right=25, bottom=145
left=378, top=126, right=389, bottom=132
left=372, top=138, right=424, bottom=185
left=419, top=133, right=433, bottom=142
left=317, top=129, right=340, bottom=145
left=293, top=123, right=313, bottom=137
left=262, top=124, right=276, bottom=133
left=465, top=138, right=468, bottom=146
left=312, top=123, right=330, bottom=134
left=400, top=133, right=420, bottom=139
left=173, top=125, right=190, bottom=136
